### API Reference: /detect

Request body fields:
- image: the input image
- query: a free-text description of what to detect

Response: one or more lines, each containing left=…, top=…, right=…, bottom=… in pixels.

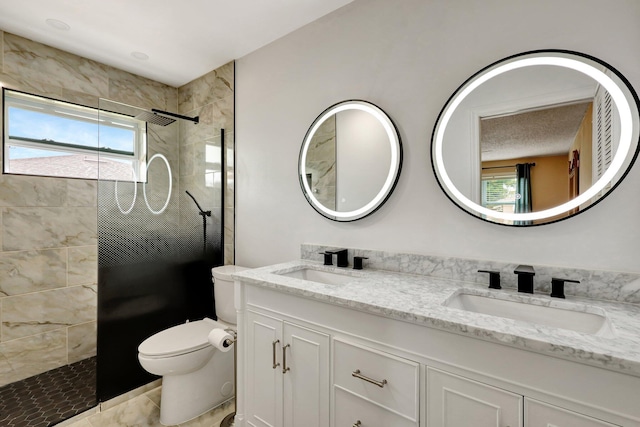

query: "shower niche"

left=97, top=99, right=225, bottom=401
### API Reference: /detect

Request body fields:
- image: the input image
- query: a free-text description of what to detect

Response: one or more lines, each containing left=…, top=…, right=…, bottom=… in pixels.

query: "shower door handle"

left=272, top=340, right=280, bottom=369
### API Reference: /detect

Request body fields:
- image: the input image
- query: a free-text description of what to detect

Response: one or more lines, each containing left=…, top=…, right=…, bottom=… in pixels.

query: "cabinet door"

left=427, top=367, right=523, bottom=427
left=282, top=321, right=330, bottom=427
left=246, top=311, right=283, bottom=427
left=525, top=398, right=619, bottom=427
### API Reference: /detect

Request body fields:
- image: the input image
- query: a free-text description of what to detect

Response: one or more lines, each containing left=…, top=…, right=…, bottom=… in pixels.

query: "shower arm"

left=152, top=109, right=199, bottom=124
left=185, top=191, right=212, bottom=217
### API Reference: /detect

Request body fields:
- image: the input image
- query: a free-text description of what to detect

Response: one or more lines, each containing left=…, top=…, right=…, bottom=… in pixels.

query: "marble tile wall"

left=0, top=30, right=185, bottom=386
left=305, top=117, right=336, bottom=210
left=302, top=244, right=640, bottom=304
left=178, top=62, right=235, bottom=264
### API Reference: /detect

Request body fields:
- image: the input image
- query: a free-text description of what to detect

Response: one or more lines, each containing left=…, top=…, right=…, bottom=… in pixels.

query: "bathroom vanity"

left=232, top=252, right=640, bottom=427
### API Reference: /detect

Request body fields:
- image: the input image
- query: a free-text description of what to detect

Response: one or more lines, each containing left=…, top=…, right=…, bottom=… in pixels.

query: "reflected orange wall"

left=482, top=155, right=569, bottom=211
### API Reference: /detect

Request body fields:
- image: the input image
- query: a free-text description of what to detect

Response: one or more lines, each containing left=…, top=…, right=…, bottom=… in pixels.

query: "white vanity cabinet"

left=426, top=367, right=523, bottom=427
left=236, top=279, right=640, bottom=427
left=244, top=310, right=330, bottom=427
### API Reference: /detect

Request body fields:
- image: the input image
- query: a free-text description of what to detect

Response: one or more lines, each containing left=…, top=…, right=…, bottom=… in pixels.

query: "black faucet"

left=327, top=249, right=349, bottom=267
left=514, top=265, right=535, bottom=294
left=478, top=270, right=501, bottom=289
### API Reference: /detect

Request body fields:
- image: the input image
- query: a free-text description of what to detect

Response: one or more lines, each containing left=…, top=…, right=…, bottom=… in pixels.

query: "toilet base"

left=220, top=412, right=236, bottom=426
left=158, top=348, right=234, bottom=425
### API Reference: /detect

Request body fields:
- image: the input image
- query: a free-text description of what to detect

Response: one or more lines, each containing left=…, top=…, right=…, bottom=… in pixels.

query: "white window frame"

left=481, top=172, right=517, bottom=211
left=3, top=88, right=147, bottom=181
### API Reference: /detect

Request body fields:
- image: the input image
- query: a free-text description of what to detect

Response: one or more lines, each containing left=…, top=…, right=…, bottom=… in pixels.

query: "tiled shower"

left=0, top=30, right=235, bottom=425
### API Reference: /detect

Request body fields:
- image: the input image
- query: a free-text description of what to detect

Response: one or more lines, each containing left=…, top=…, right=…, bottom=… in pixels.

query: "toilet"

left=138, top=265, right=247, bottom=425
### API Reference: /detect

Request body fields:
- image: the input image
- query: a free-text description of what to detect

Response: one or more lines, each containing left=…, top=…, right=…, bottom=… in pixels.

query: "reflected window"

left=481, top=174, right=517, bottom=214
left=3, top=88, right=146, bottom=181
left=205, top=143, right=221, bottom=188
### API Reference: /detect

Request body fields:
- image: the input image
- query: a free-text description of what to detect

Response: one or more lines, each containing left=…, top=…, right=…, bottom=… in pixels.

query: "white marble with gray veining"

left=233, top=258, right=640, bottom=378
left=301, top=244, right=640, bottom=304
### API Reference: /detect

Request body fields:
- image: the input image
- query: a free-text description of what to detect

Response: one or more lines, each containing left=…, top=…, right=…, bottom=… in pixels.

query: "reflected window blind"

left=593, top=85, right=615, bottom=195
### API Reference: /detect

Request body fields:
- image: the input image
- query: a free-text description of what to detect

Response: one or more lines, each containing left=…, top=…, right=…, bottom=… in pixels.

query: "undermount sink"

left=277, top=268, right=355, bottom=285
left=445, top=292, right=614, bottom=337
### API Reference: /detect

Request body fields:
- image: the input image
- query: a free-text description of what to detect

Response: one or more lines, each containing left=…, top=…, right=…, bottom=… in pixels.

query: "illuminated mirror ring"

left=143, top=153, right=172, bottom=215
left=114, top=169, right=138, bottom=215
left=299, top=100, right=403, bottom=222
left=431, top=49, right=640, bottom=226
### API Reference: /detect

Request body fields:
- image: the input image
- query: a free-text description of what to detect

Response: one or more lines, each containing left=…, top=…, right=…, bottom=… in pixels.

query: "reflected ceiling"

left=480, top=102, right=591, bottom=161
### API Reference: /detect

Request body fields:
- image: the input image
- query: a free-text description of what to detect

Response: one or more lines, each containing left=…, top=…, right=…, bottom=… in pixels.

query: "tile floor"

left=0, top=357, right=96, bottom=427
left=1, top=353, right=233, bottom=427
left=59, top=387, right=234, bottom=427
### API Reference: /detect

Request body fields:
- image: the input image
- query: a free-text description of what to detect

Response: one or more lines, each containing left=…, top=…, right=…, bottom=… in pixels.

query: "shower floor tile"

left=0, top=357, right=96, bottom=427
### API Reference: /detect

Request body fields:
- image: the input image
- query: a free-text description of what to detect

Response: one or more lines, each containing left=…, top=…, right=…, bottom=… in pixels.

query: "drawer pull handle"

left=352, top=369, right=387, bottom=388
left=353, top=421, right=361, bottom=427
left=272, top=340, right=280, bottom=369
left=282, top=344, right=291, bottom=374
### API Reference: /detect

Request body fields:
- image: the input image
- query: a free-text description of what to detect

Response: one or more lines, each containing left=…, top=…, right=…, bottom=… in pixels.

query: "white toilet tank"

left=212, top=265, right=248, bottom=324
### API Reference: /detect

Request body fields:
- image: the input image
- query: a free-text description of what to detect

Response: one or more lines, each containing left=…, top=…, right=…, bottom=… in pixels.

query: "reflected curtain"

left=515, top=163, right=533, bottom=225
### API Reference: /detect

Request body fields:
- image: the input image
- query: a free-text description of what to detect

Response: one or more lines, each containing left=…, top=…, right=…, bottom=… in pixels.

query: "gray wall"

left=235, top=0, right=640, bottom=273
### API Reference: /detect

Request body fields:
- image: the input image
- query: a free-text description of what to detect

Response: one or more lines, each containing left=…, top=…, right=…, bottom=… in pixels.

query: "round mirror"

left=299, top=100, right=403, bottom=221
left=431, top=50, right=640, bottom=226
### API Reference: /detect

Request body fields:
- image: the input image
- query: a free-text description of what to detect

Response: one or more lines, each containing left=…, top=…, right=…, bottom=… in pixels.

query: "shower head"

left=134, top=109, right=199, bottom=126
left=134, top=110, right=176, bottom=126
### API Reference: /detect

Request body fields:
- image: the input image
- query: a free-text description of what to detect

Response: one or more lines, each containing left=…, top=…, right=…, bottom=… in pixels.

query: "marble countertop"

left=233, top=260, right=640, bottom=377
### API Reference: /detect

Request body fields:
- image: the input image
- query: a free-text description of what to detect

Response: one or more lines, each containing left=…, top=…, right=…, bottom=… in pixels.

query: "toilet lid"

left=138, top=318, right=221, bottom=357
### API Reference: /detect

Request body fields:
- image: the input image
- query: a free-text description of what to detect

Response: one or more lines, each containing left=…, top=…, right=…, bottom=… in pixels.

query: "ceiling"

left=0, top=0, right=354, bottom=87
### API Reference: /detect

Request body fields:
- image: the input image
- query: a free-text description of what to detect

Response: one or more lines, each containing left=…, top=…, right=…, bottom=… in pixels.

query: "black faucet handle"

left=319, top=252, right=333, bottom=266
left=514, top=265, right=535, bottom=275
left=478, top=270, right=501, bottom=289
left=353, top=256, right=369, bottom=270
left=550, top=277, right=580, bottom=299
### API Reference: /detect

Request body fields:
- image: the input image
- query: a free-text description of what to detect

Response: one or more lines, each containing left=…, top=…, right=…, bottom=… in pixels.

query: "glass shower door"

left=96, top=99, right=223, bottom=401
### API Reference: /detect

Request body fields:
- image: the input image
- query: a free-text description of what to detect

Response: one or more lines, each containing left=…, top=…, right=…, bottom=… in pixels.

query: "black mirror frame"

left=430, top=49, right=640, bottom=227
left=299, top=99, right=403, bottom=222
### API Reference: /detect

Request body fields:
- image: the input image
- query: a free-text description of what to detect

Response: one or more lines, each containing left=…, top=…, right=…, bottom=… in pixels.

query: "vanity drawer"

left=334, top=386, right=417, bottom=427
left=332, top=338, right=419, bottom=421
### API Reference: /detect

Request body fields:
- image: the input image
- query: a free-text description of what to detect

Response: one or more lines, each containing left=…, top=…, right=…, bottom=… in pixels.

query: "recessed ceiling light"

left=131, top=51, right=149, bottom=61
left=45, top=18, right=70, bottom=31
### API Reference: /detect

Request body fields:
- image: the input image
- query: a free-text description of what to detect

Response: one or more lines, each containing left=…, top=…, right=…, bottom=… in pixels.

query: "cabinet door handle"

left=353, top=421, right=362, bottom=427
left=282, top=344, right=291, bottom=374
left=352, top=369, right=387, bottom=388
left=272, top=340, right=280, bottom=369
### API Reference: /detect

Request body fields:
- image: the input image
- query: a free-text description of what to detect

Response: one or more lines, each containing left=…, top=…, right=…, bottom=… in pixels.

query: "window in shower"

left=3, top=88, right=146, bottom=181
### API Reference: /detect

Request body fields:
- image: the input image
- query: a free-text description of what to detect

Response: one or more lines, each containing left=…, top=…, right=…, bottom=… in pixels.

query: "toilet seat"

left=138, top=318, right=227, bottom=358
